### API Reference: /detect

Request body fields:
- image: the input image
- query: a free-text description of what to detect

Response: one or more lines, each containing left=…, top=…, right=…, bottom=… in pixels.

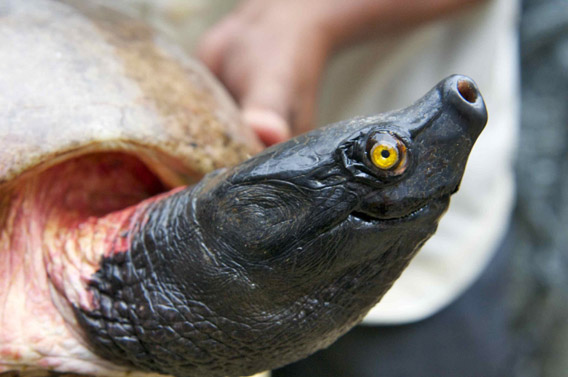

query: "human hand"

left=197, top=0, right=331, bottom=146
left=197, top=0, right=481, bottom=146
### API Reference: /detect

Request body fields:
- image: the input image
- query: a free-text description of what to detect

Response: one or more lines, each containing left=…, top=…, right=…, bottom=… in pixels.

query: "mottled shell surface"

left=0, top=0, right=261, bottom=189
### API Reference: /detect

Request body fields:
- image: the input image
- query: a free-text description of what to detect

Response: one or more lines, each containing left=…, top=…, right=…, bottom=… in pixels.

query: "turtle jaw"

left=342, top=75, right=486, bottom=230
left=349, top=194, right=451, bottom=227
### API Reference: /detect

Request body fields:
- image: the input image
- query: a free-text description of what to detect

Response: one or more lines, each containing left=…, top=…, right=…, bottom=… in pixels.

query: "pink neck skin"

left=0, top=152, right=179, bottom=375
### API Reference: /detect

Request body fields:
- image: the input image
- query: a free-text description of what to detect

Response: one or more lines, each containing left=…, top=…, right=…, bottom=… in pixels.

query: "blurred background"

left=510, top=0, right=568, bottom=375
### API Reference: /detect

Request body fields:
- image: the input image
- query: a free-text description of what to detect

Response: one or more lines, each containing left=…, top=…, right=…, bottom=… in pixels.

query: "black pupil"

left=381, top=149, right=391, bottom=158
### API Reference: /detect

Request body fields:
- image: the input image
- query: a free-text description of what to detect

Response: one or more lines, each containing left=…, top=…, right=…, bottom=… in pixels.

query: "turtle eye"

left=371, top=141, right=399, bottom=169
left=366, top=133, right=407, bottom=173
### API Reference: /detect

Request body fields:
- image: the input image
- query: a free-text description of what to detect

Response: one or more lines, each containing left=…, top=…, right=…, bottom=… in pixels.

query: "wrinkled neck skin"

left=1, top=75, right=487, bottom=377
left=74, top=76, right=487, bottom=377
left=0, top=153, right=170, bottom=376
left=75, top=171, right=437, bottom=377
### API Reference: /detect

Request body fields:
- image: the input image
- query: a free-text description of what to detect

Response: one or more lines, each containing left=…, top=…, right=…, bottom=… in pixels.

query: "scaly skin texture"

left=1, top=76, right=486, bottom=376
left=0, top=1, right=490, bottom=376
left=0, top=3, right=490, bottom=377
left=69, top=76, right=487, bottom=377
left=0, top=153, right=173, bottom=376
left=0, top=1, right=259, bottom=371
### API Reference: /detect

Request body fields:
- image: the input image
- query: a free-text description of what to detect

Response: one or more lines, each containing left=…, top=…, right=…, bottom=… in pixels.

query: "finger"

left=242, top=108, right=291, bottom=146
left=237, top=65, right=295, bottom=143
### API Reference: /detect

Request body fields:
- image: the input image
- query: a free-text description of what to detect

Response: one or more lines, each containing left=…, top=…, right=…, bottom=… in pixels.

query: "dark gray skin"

left=75, top=75, right=487, bottom=377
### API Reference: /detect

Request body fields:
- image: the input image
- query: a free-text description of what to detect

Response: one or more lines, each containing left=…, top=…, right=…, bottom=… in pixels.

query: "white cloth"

left=116, top=0, right=519, bottom=324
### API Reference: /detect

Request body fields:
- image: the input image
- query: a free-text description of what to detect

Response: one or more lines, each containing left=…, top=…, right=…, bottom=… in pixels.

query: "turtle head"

left=183, top=74, right=486, bottom=369
left=197, top=74, right=486, bottom=294
left=76, top=75, right=487, bottom=376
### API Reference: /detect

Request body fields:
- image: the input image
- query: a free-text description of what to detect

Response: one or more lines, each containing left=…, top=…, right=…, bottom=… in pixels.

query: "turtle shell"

left=0, top=2, right=262, bottom=374
left=0, top=0, right=261, bottom=190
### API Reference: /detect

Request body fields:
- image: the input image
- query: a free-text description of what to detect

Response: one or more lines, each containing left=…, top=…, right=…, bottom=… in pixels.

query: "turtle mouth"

left=349, top=194, right=451, bottom=225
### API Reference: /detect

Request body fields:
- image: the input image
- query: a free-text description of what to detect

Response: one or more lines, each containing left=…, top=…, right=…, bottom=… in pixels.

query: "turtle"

left=0, top=1, right=488, bottom=377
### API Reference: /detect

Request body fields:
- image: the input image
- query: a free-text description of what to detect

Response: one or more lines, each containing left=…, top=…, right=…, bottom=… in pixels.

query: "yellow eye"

left=370, top=141, right=400, bottom=170
left=366, top=132, right=408, bottom=174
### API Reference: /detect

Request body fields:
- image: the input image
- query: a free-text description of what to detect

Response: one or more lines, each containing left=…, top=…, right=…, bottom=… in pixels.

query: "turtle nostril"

left=438, top=75, right=487, bottom=141
left=457, top=79, right=478, bottom=104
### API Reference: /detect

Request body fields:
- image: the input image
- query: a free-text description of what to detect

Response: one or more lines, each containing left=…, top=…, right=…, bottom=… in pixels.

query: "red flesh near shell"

left=0, top=152, right=179, bottom=374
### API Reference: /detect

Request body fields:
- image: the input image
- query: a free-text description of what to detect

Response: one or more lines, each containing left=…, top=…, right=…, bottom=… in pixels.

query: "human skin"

left=197, top=0, right=484, bottom=145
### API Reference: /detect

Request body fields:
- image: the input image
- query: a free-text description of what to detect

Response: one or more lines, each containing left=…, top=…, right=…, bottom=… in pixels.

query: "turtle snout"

left=442, top=75, right=488, bottom=141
